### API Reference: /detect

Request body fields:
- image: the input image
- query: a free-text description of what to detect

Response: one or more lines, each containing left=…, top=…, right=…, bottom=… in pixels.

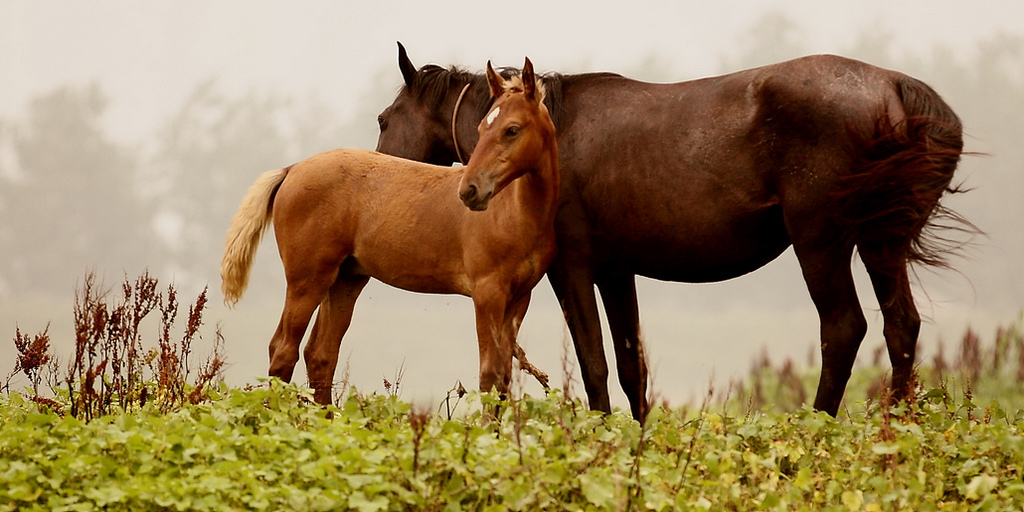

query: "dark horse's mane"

left=408, top=64, right=619, bottom=130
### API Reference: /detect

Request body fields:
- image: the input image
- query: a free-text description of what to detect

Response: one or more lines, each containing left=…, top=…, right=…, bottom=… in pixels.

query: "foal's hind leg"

left=861, top=250, right=920, bottom=404
left=794, top=244, right=868, bottom=416
left=269, top=243, right=346, bottom=385
left=303, top=271, right=370, bottom=405
left=269, top=283, right=331, bottom=383
left=596, top=271, right=649, bottom=423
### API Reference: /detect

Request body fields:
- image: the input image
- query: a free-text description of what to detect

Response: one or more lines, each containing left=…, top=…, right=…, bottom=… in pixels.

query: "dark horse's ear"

left=521, top=57, right=536, bottom=101
left=397, top=41, right=416, bottom=88
left=486, top=60, right=505, bottom=98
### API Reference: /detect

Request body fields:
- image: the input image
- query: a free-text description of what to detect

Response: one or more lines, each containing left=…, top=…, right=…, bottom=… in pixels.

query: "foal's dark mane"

left=408, top=64, right=619, bottom=130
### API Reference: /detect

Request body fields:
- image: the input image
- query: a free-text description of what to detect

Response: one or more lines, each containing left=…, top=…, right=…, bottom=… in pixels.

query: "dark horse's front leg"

left=596, top=271, right=649, bottom=422
left=546, top=252, right=613, bottom=415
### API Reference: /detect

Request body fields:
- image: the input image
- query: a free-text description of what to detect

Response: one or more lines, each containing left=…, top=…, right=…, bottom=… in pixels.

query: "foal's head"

left=459, top=57, right=554, bottom=211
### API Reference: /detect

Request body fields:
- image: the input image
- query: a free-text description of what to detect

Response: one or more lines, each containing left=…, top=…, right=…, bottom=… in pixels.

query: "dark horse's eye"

left=505, top=125, right=520, bottom=137
left=377, top=115, right=387, bottom=130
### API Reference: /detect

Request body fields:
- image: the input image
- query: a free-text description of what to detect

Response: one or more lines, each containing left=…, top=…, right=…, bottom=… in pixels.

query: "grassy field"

left=3, top=380, right=1024, bottom=511
left=2, top=273, right=1024, bottom=511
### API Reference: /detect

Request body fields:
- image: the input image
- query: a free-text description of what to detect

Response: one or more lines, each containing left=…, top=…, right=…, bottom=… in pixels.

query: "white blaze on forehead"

left=486, top=106, right=501, bottom=126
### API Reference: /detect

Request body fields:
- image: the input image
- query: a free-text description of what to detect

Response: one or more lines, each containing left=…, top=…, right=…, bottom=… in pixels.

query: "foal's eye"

left=504, top=125, right=521, bottom=137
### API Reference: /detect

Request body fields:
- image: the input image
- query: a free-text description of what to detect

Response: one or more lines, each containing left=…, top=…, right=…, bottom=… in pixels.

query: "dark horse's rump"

left=834, top=78, right=967, bottom=275
left=376, top=45, right=972, bottom=422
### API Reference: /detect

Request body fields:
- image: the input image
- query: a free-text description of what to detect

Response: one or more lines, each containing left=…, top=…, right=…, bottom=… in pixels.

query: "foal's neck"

left=510, top=147, right=560, bottom=228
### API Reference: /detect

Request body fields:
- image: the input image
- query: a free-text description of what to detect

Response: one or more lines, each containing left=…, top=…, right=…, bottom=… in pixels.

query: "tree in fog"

left=147, top=81, right=291, bottom=289
left=148, top=80, right=355, bottom=291
left=721, top=10, right=805, bottom=72
left=0, top=84, right=153, bottom=297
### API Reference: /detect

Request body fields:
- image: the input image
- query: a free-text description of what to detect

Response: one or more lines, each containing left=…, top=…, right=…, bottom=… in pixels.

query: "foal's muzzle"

left=460, top=183, right=493, bottom=211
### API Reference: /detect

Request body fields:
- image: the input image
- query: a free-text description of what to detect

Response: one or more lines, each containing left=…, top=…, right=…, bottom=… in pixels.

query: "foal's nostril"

left=463, top=184, right=478, bottom=201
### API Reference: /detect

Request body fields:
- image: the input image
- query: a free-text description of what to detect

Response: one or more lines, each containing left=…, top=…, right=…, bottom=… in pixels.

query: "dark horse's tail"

left=835, top=76, right=973, bottom=275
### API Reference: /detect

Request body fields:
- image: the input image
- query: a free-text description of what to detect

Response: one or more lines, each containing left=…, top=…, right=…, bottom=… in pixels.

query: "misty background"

left=2, top=1, right=1023, bottom=408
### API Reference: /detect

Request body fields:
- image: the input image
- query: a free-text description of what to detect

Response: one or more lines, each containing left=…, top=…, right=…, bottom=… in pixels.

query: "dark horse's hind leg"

left=861, top=250, right=920, bottom=404
left=596, top=272, right=649, bottom=422
left=795, top=244, right=868, bottom=416
left=303, top=271, right=370, bottom=405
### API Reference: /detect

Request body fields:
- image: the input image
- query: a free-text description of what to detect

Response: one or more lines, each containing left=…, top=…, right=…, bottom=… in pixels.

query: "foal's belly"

left=349, top=233, right=472, bottom=297
left=351, top=254, right=472, bottom=297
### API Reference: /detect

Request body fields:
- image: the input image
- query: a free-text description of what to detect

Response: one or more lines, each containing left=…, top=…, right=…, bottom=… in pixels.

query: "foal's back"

left=271, top=149, right=474, bottom=295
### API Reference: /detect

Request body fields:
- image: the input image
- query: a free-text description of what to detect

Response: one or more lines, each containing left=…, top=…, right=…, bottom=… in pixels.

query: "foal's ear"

left=486, top=60, right=505, bottom=98
left=522, top=57, right=536, bottom=101
left=398, top=41, right=416, bottom=88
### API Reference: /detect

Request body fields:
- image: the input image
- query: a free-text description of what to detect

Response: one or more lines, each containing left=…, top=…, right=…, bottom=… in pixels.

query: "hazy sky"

left=3, top=1, right=1022, bottom=143
left=3, top=1, right=1023, bottom=407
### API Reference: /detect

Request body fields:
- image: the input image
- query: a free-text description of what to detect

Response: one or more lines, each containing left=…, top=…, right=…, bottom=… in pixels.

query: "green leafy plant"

left=4, top=381, right=1024, bottom=511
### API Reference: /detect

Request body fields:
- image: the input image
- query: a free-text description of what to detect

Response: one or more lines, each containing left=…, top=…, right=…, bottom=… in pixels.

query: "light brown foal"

left=221, top=58, right=558, bottom=404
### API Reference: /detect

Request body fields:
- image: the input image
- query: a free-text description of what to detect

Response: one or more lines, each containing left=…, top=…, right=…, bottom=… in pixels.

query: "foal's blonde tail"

left=221, top=168, right=288, bottom=307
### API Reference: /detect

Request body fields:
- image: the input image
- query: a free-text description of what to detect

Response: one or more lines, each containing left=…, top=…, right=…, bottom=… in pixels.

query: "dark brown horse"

left=222, top=58, right=559, bottom=404
left=375, top=43, right=970, bottom=421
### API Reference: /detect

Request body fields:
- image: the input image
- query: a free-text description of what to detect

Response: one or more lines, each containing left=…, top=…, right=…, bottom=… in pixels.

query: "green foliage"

left=3, top=379, right=1024, bottom=511
left=5, top=283, right=1024, bottom=509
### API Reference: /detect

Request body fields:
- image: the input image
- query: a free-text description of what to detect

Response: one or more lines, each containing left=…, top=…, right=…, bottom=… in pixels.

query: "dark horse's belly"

left=587, top=198, right=792, bottom=283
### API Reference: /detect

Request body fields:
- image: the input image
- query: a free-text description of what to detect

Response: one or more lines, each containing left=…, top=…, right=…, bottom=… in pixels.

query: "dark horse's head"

left=375, top=42, right=552, bottom=168
left=375, top=42, right=479, bottom=166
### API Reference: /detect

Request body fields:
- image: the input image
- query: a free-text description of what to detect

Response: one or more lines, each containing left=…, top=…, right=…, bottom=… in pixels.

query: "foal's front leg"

left=472, top=285, right=514, bottom=396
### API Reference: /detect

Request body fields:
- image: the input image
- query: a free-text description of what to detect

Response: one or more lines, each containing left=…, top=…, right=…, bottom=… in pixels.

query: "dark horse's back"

left=554, top=54, right=962, bottom=283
